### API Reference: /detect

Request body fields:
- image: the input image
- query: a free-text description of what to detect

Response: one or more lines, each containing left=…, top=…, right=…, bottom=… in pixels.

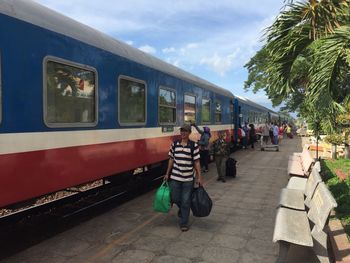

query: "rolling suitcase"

left=226, top=157, right=237, bottom=177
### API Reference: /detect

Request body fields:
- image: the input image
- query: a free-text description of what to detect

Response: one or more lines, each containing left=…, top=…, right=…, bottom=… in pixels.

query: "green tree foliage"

left=245, top=0, right=350, bottom=132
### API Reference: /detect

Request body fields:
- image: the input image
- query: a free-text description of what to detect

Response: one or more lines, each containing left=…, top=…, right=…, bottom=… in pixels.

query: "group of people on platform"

left=238, top=121, right=295, bottom=147
left=162, top=121, right=295, bottom=232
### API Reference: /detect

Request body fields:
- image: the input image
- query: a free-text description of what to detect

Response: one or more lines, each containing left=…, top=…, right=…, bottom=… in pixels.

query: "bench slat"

left=289, top=155, right=301, bottom=162
left=304, top=167, right=322, bottom=208
left=278, top=188, right=305, bottom=210
left=274, top=156, right=335, bottom=262
left=287, top=176, right=307, bottom=191
left=311, top=226, right=331, bottom=263
left=301, top=151, right=314, bottom=175
left=273, top=207, right=313, bottom=247
left=288, top=148, right=314, bottom=177
left=280, top=164, right=322, bottom=212
left=288, top=160, right=304, bottom=176
left=308, top=182, right=337, bottom=232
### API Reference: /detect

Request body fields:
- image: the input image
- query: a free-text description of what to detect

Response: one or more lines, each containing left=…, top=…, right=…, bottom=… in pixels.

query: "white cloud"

left=200, top=53, right=236, bottom=76
left=246, top=94, right=271, bottom=105
left=138, top=45, right=157, bottom=54
left=125, top=40, right=134, bottom=46
left=34, top=0, right=283, bottom=35
left=162, top=47, right=176, bottom=53
left=34, top=0, right=284, bottom=101
left=186, top=43, right=198, bottom=49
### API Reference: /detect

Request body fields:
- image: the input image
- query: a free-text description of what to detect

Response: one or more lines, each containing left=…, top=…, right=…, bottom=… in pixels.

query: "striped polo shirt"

left=169, top=140, right=200, bottom=182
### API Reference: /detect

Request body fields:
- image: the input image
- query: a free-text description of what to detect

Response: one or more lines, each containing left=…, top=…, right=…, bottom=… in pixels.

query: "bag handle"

left=161, top=181, right=169, bottom=187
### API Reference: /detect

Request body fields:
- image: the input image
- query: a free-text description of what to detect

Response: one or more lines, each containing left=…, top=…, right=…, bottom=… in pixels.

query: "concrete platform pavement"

left=1, top=137, right=319, bottom=263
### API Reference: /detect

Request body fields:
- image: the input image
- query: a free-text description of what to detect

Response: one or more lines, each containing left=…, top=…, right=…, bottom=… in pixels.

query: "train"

left=0, top=0, right=291, bottom=209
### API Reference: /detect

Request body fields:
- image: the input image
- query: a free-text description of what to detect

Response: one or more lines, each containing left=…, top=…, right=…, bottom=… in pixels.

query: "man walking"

left=164, top=124, right=203, bottom=232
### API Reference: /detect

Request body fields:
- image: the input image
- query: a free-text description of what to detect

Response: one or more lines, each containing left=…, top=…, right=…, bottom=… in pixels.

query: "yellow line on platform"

left=85, top=171, right=216, bottom=262
left=84, top=213, right=162, bottom=263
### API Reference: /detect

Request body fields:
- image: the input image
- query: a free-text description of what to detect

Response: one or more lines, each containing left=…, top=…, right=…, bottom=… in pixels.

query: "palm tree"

left=245, top=0, right=350, bottom=131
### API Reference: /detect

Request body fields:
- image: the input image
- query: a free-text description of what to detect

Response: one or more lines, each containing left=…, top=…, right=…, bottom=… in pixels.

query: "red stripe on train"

left=0, top=136, right=173, bottom=207
left=0, top=128, right=233, bottom=207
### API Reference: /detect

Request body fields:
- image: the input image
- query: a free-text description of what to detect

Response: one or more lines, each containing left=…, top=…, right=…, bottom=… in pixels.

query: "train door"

left=233, top=99, right=241, bottom=145
left=238, top=106, right=242, bottom=127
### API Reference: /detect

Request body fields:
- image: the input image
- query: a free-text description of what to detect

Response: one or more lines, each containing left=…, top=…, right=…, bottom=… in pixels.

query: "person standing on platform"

left=163, top=124, right=203, bottom=232
left=262, top=122, right=270, bottom=145
left=243, top=122, right=250, bottom=147
left=192, top=123, right=211, bottom=173
left=273, top=123, right=279, bottom=145
left=249, top=124, right=256, bottom=149
left=269, top=122, right=274, bottom=144
left=238, top=125, right=247, bottom=149
left=278, top=124, right=284, bottom=143
left=286, top=124, right=293, bottom=139
left=213, top=131, right=230, bottom=182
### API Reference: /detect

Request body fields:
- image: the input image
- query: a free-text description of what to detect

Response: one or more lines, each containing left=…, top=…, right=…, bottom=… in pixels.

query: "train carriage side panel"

left=0, top=4, right=235, bottom=207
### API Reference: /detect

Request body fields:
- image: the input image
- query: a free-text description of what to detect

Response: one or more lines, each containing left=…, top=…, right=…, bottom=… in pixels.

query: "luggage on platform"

left=226, top=157, right=237, bottom=177
left=153, top=181, right=171, bottom=213
left=191, top=185, right=212, bottom=217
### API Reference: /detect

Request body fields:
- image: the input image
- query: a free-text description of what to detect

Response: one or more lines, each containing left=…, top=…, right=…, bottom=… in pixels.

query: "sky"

left=34, top=0, right=286, bottom=112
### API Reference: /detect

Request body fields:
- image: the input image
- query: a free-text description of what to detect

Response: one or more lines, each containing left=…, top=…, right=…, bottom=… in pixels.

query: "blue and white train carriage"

left=0, top=0, right=287, bottom=209
left=0, top=0, right=237, bottom=208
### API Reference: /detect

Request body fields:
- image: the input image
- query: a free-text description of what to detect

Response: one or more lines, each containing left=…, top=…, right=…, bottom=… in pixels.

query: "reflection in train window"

left=119, top=77, right=146, bottom=125
left=184, top=94, right=196, bottom=123
left=215, top=99, right=222, bottom=123
left=45, top=59, right=96, bottom=126
left=202, top=98, right=210, bottom=123
left=159, top=87, right=176, bottom=124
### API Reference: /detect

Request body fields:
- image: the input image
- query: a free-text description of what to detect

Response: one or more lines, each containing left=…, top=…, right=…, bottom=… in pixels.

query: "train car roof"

left=236, top=95, right=280, bottom=116
left=235, top=96, right=268, bottom=111
left=0, top=0, right=234, bottom=98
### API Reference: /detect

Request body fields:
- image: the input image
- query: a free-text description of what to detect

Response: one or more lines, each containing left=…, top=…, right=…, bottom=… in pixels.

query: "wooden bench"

left=287, top=147, right=314, bottom=177
left=273, top=182, right=337, bottom=263
left=278, top=163, right=322, bottom=211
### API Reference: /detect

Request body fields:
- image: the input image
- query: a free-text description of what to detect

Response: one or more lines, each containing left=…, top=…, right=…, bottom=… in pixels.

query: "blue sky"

left=35, top=0, right=286, bottom=111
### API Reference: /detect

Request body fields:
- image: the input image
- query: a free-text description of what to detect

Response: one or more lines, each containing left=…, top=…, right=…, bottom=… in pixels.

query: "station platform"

left=1, top=138, right=318, bottom=263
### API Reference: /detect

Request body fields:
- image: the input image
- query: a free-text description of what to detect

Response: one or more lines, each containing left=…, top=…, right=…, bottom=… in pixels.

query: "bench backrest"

left=314, top=161, right=321, bottom=173
left=304, top=163, right=322, bottom=207
left=301, top=149, right=314, bottom=174
left=303, top=144, right=310, bottom=151
left=308, top=182, right=337, bottom=232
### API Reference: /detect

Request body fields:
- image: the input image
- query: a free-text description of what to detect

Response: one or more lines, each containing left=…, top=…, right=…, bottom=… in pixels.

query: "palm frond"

left=309, top=26, right=350, bottom=107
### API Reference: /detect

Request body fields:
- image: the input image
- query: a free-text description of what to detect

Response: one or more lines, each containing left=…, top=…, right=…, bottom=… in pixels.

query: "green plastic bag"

left=153, top=181, right=171, bottom=213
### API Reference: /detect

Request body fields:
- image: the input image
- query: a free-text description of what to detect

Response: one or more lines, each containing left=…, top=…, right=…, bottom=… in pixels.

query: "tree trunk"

left=331, top=144, right=337, bottom=160
left=344, top=144, right=350, bottom=159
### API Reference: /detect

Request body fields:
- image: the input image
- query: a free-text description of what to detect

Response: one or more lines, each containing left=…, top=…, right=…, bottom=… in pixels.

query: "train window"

left=45, top=58, right=97, bottom=126
left=159, top=87, right=176, bottom=124
left=184, top=94, right=196, bottom=123
left=249, top=112, right=253, bottom=123
left=0, top=52, right=2, bottom=124
left=119, top=76, right=146, bottom=125
left=215, top=99, right=222, bottom=123
left=202, top=98, right=210, bottom=123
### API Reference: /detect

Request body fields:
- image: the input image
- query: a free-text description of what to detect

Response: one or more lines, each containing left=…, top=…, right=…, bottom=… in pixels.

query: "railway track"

left=0, top=171, right=164, bottom=260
